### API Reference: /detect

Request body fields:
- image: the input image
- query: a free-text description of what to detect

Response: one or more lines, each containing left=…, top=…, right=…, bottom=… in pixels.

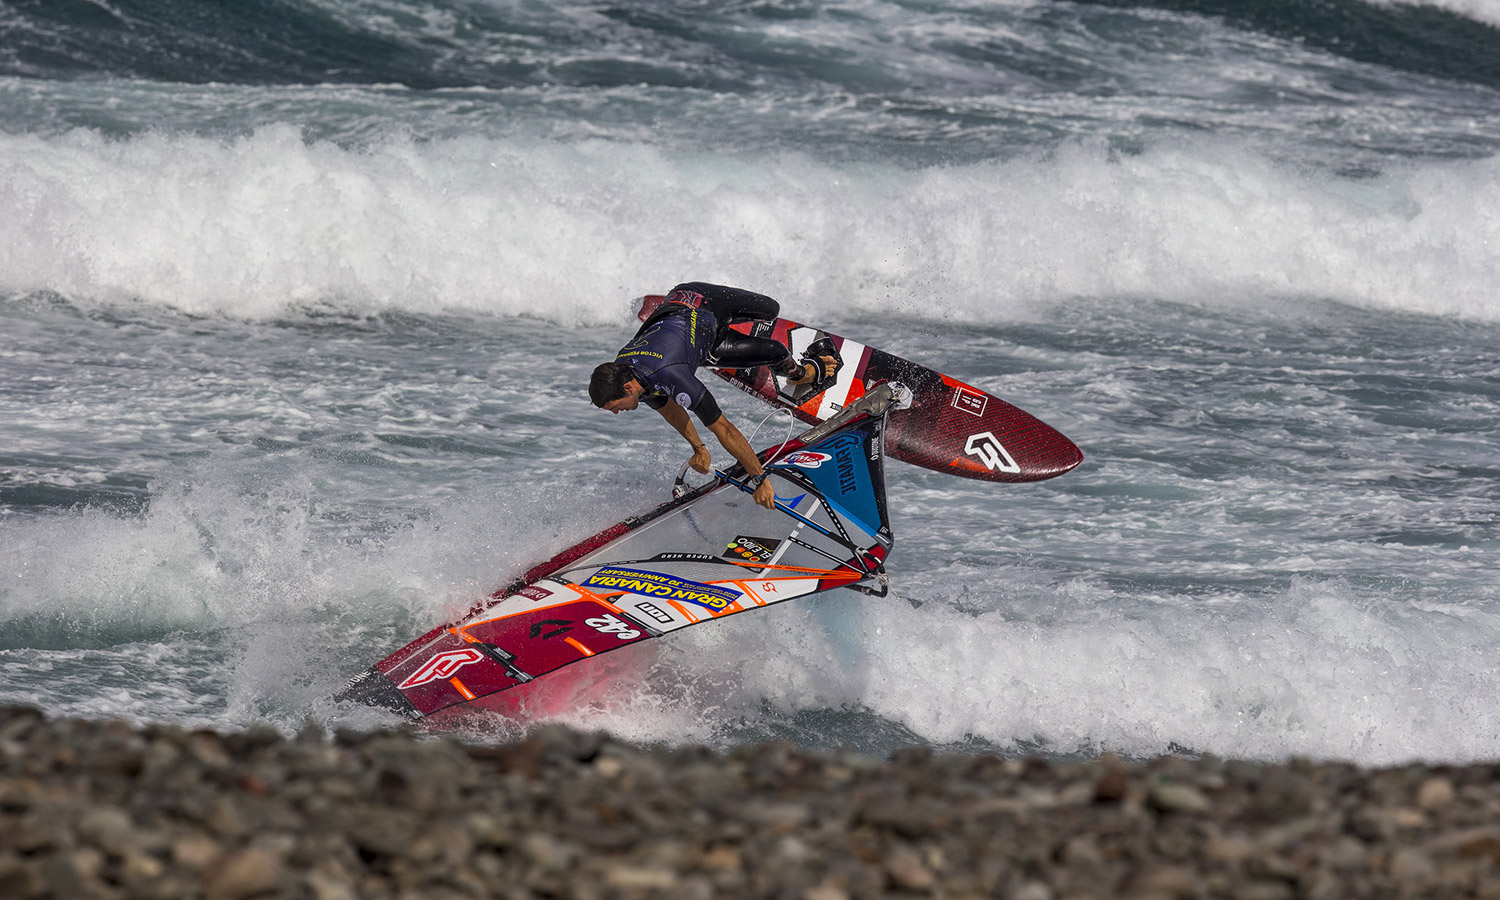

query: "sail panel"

left=338, top=385, right=897, bottom=719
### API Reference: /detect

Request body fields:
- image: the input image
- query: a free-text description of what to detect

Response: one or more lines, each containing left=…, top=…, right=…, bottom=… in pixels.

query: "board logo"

left=516, top=585, right=553, bottom=601
left=779, top=451, right=832, bottom=469
left=398, top=648, right=486, bottom=689
left=964, top=431, right=1021, bottom=474
left=952, top=386, right=988, bottom=417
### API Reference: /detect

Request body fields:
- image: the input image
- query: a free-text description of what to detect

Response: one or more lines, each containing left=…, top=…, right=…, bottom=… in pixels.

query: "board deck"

left=638, top=295, right=1082, bottom=483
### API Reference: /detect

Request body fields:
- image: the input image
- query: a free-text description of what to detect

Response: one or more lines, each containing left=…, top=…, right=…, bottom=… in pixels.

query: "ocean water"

left=1, top=0, right=1498, bottom=766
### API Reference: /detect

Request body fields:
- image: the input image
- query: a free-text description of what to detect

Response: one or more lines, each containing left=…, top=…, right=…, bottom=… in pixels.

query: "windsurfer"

left=590, top=283, right=839, bottom=510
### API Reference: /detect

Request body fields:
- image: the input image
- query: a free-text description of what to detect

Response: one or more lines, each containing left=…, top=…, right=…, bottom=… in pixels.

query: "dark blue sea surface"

left=1, top=0, right=1498, bottom=764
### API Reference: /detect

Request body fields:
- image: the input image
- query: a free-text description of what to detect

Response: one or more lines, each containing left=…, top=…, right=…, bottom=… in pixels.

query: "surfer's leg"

left=712, top=331, right=798, bottom=373
left=689, top=283, right=795, bottom=373
left=678, top=282, right=781, bottom=324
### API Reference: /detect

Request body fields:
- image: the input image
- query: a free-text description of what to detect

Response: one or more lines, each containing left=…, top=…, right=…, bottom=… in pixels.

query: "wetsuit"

left=614, top=282, right=795, bottom=426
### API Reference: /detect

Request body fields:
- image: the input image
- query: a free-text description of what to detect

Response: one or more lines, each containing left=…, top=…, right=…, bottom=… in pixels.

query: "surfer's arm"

left=655, top=401, right=713, bottom=473
left=704, top=415, right=776, bottom=510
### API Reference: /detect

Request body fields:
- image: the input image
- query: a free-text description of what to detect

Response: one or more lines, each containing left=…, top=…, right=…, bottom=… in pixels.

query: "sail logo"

left=835, top=442, right=858, bottom=495
left=634, top=602, right=675, bottom=625
left=584, top=567, right=740, bottom=611
left=725, top=535, right=780, bottom=563
left=585, top=615, right=642, bottom=640
left=806, top=432, right=863, bottom=497
left=964, top=431, right=1021, bottom=474
left=780, top=451, right=832, bottom=469
left=398, top=648, right=486, bottom=689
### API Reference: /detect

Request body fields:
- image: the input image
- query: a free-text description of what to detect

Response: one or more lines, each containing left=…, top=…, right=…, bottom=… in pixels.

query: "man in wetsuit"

left=589, top=282, right=839, bottom=510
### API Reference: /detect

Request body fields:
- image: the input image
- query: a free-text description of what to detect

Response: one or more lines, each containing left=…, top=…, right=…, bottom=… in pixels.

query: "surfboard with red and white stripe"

left=637, top=295, right=1082, bottom=483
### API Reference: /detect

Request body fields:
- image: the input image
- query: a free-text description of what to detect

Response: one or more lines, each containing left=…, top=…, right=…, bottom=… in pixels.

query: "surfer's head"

left=590, top=362, right=642, bottom=413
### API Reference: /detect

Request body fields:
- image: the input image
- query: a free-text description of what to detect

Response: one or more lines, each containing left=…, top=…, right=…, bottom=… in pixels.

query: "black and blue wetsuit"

left=615, top=282, right=795, bottom=426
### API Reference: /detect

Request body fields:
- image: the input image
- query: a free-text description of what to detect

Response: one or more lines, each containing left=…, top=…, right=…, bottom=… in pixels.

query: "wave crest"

left=2, top=127, right=1496, bottom=323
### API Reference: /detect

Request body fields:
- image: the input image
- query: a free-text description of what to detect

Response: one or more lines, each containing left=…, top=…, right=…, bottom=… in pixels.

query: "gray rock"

left=9, top=706, right=1500, bottom=900
left=883, top=841, right=936, bottom=892
left=1147, top=781, right=1212, bottom=814
left=1417, top=776, right=1456, bottom=810
left=203, top=846, right=284, bottom=900
left=171, top=833, right=224, bottom=871
left=41, top=847, right=106, bottom=898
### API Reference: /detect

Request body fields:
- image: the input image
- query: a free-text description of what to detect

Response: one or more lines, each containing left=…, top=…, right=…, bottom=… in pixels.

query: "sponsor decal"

left=830, top=433, right=861, bottom=496
left=778, top=451, right=832, bottom=469
left=517, top=585, right=553, bottom=601
left=674, top=391, right=692, bottom=408
left=794, top=432, right=881, bottom=529
left=724, top=535, right=781, bottom=564
left=952, top=386, right=988, bottom=417
left=619, top=323, right=665, bottom=360
left=964, top=431, right=1022, bottom=474
left=583, top=567, right=740, bottom=611
left=585, top=614, right=643, bottom=640
left=666, top=289, right=705, bottom=308
left=635, top=601, right=674, bottom=624
left=650, top=552, right=719, bottom=563
left=398, top=648, right=486, bottom=689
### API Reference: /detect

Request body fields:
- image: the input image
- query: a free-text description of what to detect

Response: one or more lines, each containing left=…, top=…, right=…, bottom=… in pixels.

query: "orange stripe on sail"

left=449, top=677, right=477, bottom=700
left=571, top=586, right=633, bottom=615
left=564, top=636, right=596, bottom=657
left=737, top=583, right=766, bottom=605
left=666, top=600, right=700, bottom=623
left=461, top=589, right=630, bottom=637
left=719, top=560, right=846, bottom=576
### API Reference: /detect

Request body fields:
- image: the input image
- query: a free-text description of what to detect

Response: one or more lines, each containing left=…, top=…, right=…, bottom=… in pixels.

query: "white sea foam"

left=591, top=575, right=1500, bottom=766
left=2, top=128, right=1497, bottom=324
left=1384, top=0, right=1500, bottom=28
left=0, top=433, right=665, bottom=729
left=1, top=299, right=1494, bottom=762
left=6, top=463, right=1495, bottom=764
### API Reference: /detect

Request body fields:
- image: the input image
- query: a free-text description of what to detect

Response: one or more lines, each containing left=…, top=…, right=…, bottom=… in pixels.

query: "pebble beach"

left=3, top=705, right=1499, bottom=900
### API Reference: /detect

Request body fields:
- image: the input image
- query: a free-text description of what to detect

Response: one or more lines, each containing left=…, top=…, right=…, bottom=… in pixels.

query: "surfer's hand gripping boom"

left=672, top=461, right=775, bottom=509
left=717, top=469, right=842, bottom=544
left=688, top=444, right=712, bottom=474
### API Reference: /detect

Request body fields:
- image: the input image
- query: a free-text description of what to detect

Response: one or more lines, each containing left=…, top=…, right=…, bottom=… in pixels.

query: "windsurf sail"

left=336, top=384, right=899, bottom=720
